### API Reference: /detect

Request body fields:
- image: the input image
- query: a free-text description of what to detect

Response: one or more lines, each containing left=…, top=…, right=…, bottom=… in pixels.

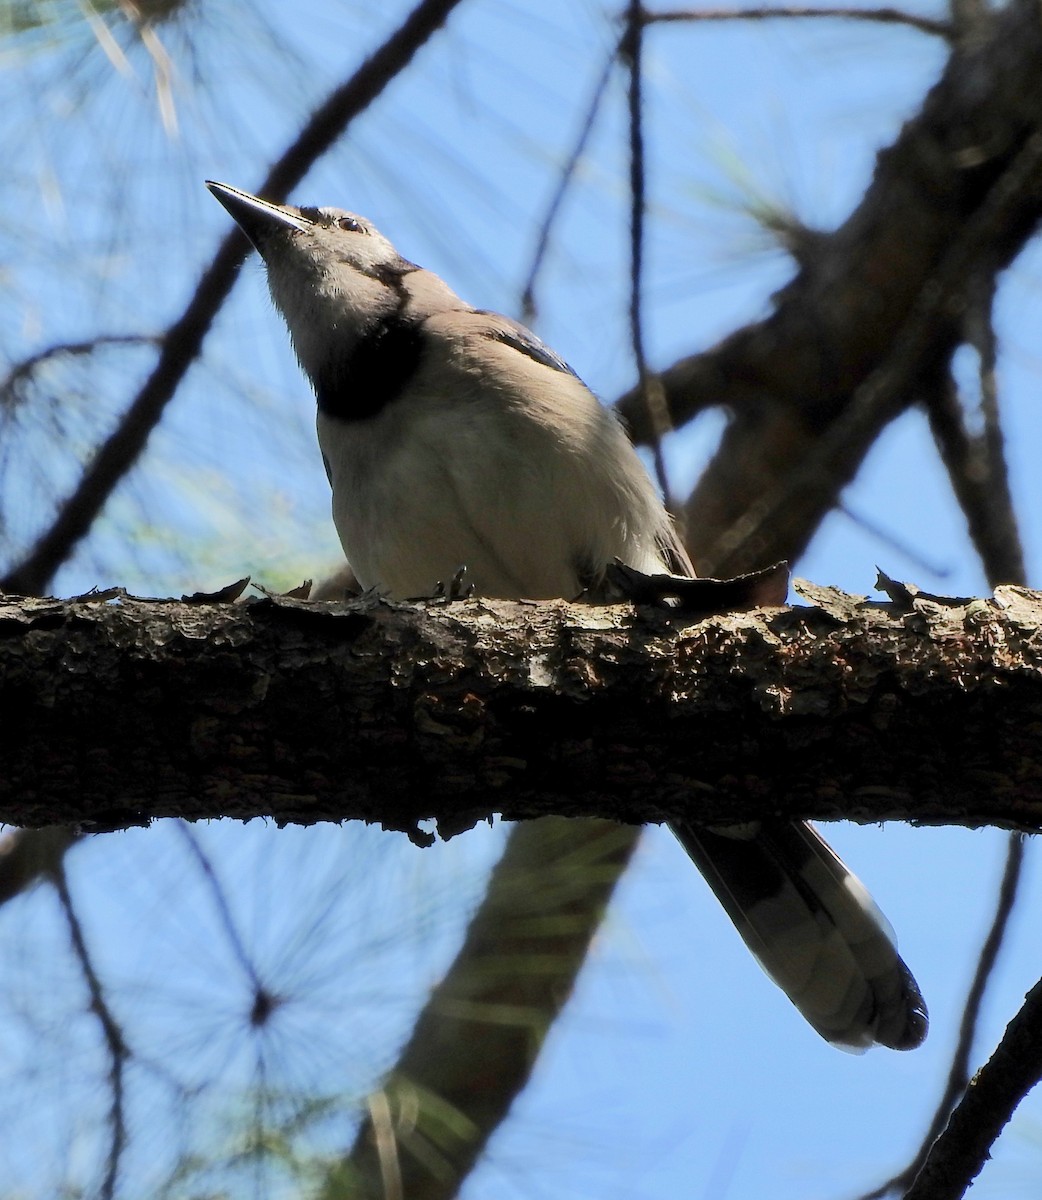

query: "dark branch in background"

left=337, top=820, right=639, bottom=1200
left=519, top=43, right=618, bottom=325
left=51, top=862, right=129, bottom=1200
left=0, top=335, right=159, bottom=410
left=857, top=271, right=1030, bottom=1200
left=175, top=823, right=284, bottom=1051
left=692, top=128, right=1042, bottom=578
left=6, top=6, right=1040, bottom=1199
left=0, top=0, right=466, bottom=597
left=641, top=5, right=951, bottom=38
left=0, top=826, right=80, bottom=905
left=0, top=29, right=475, bottom=1160
left=857, top=836, right=1026, bottom=1200
left=616, top=5, right=1042, bottom=1191
left=902, top=970, right=1042, bottom=1200
left=621, top=0, right=676, bottom=510
left=947, top=0, right=988, bottom=39
left=927, top=282, right=1026, bottom=586
left=336, top=13, right=676, bottom=1193
left=175, top=824, right=263, bottom=994
left=617, top=0, right=1042, bottom=573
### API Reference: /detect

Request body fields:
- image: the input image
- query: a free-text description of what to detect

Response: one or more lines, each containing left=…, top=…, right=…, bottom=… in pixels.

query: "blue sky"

left=2, top=1, right=1041, bottom=1197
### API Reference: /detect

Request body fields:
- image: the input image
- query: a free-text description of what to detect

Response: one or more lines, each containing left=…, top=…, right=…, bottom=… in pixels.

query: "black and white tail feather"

left=207, top=180, right=927, bottom=1052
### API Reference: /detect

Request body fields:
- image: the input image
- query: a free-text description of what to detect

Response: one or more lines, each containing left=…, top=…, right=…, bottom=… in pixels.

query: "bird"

left=206, top=179, right=928, bottom=1052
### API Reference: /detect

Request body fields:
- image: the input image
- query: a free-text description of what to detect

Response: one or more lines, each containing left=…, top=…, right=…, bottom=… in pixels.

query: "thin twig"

left=965, top=278, right=1025, bottom=583
left=520, top=43, right=618, bottom=325
left=622, top=1, right=676, bottom=513
left=174, top=823, right=263, bottom=992
left=1, top=0, right=467, bottom=596
left=51, top=861, right=129, bottom=1200
left=642, top=6, right=951, bottom=38
left=837, top=502, right=951, bottom=578
left=0, top=335, right=159, bottom=406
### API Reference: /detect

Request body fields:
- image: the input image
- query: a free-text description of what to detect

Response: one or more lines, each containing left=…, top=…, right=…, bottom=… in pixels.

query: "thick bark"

left=3, top=584, right=1042, bottom=835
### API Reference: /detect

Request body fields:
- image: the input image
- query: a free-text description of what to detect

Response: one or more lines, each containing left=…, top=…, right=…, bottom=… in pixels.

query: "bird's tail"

left=670, top=818, right=927, bottom=1051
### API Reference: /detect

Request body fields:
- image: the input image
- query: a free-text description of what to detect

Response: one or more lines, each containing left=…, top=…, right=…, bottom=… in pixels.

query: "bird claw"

left=431, top=566, right=474, bottom=602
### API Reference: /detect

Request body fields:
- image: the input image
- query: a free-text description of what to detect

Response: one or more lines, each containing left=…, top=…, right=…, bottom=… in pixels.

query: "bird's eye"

left=337, top=216, right=364, bottom=233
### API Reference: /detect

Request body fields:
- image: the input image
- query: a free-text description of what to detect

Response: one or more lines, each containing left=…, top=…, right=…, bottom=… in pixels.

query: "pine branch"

left=3, top=585, right=1042, bottom=833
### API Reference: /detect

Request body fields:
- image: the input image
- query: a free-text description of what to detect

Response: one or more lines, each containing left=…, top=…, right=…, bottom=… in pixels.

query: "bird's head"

left=206, top=181, right=412, bottom=383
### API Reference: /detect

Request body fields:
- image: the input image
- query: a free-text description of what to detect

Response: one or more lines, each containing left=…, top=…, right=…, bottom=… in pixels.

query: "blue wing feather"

left=477, top=312, right=581, bottom=380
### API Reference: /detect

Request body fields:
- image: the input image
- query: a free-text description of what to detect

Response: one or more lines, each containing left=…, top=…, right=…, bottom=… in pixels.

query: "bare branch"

left=871, top=280, right=1028, bottom=1200
left=4, top=587, right=1042, bottom=833
left=174, top=823, right=262, bottom=990
left=927, top=292, right=1026, bottom=587
left=641, top=6, right=951, bottom=38
left=0, top=335, right=159, bottom=409
left=622, top=1, right=676, bottom=509
left=52, top=862, right=129, bottom=1200
left=692, top=126, right=1042, bottom=577
left=856, top=835, right=1026, bottom=1200
left=862, top=290, right=1029, bottom=1198
left=614, top=0, right=1042, bottom=576
left=901, top=967, right=1042, bottom=1200
left=519, top=44, right=618, bottom=324
left=0, top=825, right=80, bottom=904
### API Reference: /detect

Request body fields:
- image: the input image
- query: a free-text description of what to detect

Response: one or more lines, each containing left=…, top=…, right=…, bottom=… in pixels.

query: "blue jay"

left=207, top=180, right=927, bottom=1052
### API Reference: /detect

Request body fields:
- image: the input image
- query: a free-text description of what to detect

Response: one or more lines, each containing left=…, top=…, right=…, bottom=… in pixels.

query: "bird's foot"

left=431, top=566, right=474, bottom=603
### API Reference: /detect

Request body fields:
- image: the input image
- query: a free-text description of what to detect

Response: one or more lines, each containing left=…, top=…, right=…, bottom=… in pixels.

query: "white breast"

left=317, top=317, right=677, bottom=601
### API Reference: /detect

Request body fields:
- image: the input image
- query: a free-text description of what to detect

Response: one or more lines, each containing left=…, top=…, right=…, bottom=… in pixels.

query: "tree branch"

left=641, top=6, right=952, bottom=38
left=51, top=861, right=129, bottom=1200
left=617, top=0, right=1042, bottom=575
left=902, top=969, right=1042, bottom=1200
left=856, top=833, right=1026, bottom=1200
left=3, top=585, right=1042, bottom=833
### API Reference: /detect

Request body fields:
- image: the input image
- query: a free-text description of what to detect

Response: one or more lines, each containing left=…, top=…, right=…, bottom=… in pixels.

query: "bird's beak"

left=206, top=181, right=313, bottom=251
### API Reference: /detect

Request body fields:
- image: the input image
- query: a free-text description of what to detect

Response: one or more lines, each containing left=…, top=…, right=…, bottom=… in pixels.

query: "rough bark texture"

left=4, top=584, right=1042, bottom=835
